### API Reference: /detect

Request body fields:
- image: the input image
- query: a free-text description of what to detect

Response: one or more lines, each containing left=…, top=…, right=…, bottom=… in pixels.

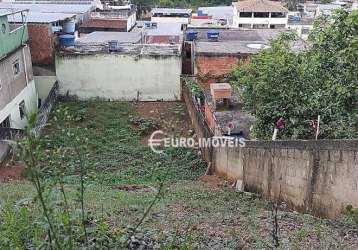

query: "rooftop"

left=151, top=8, right=192, bottom=15
left=233, top=0, right=288, bottom=13
left=63, top=43, right=182, bottom=56
left=76, top=31, right=142, bottom=45
left=191, top=29, right=306, bottom=55
left=0, top=2, right=94, bottom=14
left=186, top=28, right=283, bottom=42
left=3, top=11, right=75, bottom=23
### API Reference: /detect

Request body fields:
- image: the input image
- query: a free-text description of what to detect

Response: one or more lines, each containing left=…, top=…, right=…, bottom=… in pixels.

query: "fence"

left=182, top=81, right=358, bottom=219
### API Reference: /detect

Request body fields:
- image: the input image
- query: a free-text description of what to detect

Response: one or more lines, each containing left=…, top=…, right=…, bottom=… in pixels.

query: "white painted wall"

left=287, top=23, right=313, bottom=40
left=232, top=6, right=288, bottom=28
left=34, top=76, right=57, bottom=101
left=0, top=80, right=38, bottom=129
left=151, top=17, right=189, bottom=24
left=56, top=54, right=182, bottom=101
left=127, top=12, right=137, bottom=31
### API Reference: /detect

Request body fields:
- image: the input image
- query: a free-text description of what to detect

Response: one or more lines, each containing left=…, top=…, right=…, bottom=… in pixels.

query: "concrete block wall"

left=213, top=141, right=358, bottom=218
left=183, top=83, right=358, bottom=218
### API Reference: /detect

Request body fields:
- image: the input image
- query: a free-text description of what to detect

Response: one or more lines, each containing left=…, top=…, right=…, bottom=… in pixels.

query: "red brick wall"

left=27, top=24, right=55, bottom=65
left=80, top=19, right=128, bottom=30
left=196, top=55, right=250, bottom=89
left=145, top=35, right=180, bottom=44
left=196, top=55, right=239, bottom=78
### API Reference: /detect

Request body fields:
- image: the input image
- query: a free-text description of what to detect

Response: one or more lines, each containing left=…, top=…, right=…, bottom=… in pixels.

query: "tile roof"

left=233, top=0, right=288, bottom=13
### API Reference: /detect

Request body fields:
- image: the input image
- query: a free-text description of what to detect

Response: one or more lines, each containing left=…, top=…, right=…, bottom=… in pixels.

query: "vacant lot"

left=0, top=101, right=357, bottom=249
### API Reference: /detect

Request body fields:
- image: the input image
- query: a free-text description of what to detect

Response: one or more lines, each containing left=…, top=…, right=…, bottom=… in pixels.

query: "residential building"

left=182, top=29, right=305, bottom=88
left=0, top=2, right=95, bottom=23
left=195, top=6, right=235, bottom=26
left=79, top=4, right=137, bottom=34
left=0, top=9, right=38, bottom=130
left=141, top=22, right=183, bottom=44
left=4, top=11, right=76, bottom=66
left=232, top=0, right=288, bottom=29
left=287, top=17, right=314, bottom=40
left=151, top=8, right=192, bottom=24
left=56, top=32, right=182, bottom=101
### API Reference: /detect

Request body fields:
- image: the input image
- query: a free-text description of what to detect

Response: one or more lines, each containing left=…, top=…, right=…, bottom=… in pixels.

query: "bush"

left=231, top=10, right=358, bottom=140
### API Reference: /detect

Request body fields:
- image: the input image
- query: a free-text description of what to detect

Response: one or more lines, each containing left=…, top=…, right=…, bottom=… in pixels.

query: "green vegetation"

left=0, top=101, right=357, bottom=249
left=231, top=10, right=358, bottom=140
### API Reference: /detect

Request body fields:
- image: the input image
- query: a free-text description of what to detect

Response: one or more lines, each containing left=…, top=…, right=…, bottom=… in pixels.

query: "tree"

left=231, top=10, right=358, bottom=140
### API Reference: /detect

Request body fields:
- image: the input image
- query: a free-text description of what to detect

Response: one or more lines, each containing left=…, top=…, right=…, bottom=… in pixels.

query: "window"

left=13, top=60, right=20, bottom=75
left=19, top=100, right=26, bottom=120
left=239, top=12, right=252, bottom=18
left=1, top=23, right=6, bottom=34
left=271, top=12, right=286, bottom=18
left=254, top=12, right=269, bottom=18
left=0, top=116, right=11, bottom=128
left=253, top=24, right=269, bottom=29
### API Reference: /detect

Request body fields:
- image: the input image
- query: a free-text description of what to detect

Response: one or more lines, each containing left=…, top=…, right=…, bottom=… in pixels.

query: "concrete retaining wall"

left=183, top=83, right=358, bottom=218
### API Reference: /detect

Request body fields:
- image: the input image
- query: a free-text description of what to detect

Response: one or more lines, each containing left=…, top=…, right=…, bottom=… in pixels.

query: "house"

left=232, top=0, right=288, bottom=29
left=0, top=1, right=96, bottom=68
left=79, top=4, right=137, bottom=34
left=182, top=29, right=298, bottom=88
left=141, top=22, right=183, bottom=44
left=3, top=11, right=76, bottom=66
left=195, top=6, right=235, bottom=27
left=55, top=32, right=182, bottom=101
left=0, top=9, right=38, bottom=130
left=151, top=8, right=192, bottom=24
left=287, top=17, right=314, bottom=40
left=0, top=2, right=95, bottom=23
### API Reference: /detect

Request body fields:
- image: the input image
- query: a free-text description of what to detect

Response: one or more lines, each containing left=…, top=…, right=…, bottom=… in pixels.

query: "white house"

left=151, top=8, right=192, bottom=24
left=232, top=0, right=289, bottom=29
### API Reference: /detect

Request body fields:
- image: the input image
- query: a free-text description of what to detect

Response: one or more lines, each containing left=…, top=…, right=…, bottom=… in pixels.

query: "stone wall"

left=183, top=83, right=358, bottom=219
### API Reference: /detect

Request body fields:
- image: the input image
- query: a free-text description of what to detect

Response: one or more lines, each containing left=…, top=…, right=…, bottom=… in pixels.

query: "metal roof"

left=5, top=11, right=75, bottom=23
left=0, top=8, right=27, bottom=17
left=0, top=3, right=93, bottom=14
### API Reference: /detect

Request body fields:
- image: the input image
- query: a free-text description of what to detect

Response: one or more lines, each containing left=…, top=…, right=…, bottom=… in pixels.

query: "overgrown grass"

left=39, top=101, right=205, bottom=185
left=0, top=101, right=357, bottom=249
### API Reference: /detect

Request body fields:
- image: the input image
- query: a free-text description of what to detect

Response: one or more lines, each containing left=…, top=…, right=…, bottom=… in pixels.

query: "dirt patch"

left=0, top=164, right=25, bottom=182
left=133, top=102, right=193, bottom=145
